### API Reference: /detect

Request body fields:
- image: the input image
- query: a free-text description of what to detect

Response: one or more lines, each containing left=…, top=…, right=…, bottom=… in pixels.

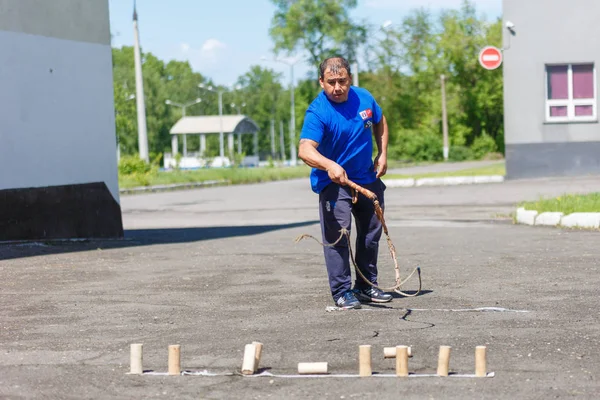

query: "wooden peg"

left=437, top=346, right=451, bottom=376
left=252, top=342, right=263, bottom=372
left=298, top=362, right=328, bottom=374
left=241, top=344, right=257, bottom=375
left=129, top=343, right=143, bottom=374
left=168, top=345, right=181, bottom=375
left=475, top=346, right=487, bottom=377
left=384, top=346, right=412, bottom=358
left=395, top=346, right=409, bottom=377
left=359, top=345, right=372, bottom=377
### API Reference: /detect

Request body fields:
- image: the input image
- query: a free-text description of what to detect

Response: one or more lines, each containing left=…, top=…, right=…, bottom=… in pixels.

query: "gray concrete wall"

left=503, top=0, right=600, bottom=178
left=0, top=0, right=110, bottom=44
left=506, top=142, right=600, bottom=179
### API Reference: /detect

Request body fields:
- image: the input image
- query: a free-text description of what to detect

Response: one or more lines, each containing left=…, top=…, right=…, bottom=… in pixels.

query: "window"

left=545, top=63, right=596, bottom=122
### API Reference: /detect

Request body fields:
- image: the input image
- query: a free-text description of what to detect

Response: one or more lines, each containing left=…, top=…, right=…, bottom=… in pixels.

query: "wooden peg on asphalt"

left=129, top=343, right=143, bottom=374
left=252, top=341, right=263, bottom=372
left=359, top=345, right=372, bottom=377
left=168, top=345, right=181, bottom=375
left=475, top=346, right=487, bottom=377
left=395, top=346, right=409, bottom=377
left=298, top=362, right=328, bottom=374
left=437, top=346, right=451, bottom=376
left=241, top=344, right=257, bottom=375
left=384, top=346, right=412, bottom=359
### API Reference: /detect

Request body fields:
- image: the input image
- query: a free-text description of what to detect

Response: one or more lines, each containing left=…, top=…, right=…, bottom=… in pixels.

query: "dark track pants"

left=318, top=179, right=386, bottom=301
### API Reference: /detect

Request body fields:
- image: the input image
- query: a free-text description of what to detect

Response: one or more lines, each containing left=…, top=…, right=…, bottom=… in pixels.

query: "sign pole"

left=441, top=74, right=449, bottom=161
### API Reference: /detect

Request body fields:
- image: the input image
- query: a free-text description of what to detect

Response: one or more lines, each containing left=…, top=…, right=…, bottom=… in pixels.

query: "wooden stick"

left=168, top=345, right=181, bottom=376
left=437, top=346, right=451, bottom=376
left=475, top=346, right=487, bottom=377
left=129, top=343, right=143, bottom=374
left=241, top=344, right=257, bottom=375
left=298, top=362, right=328, bottom=374
left=359, top=345, right=372, bottom=377
left=252, top=342, right=263, bottom=372
left=395, top=346, right=409, bottom=377
left=384, top=346, right=412, bottom=358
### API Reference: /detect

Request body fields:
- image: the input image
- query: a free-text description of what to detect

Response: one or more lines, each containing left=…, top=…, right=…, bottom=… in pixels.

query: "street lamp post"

left=231, top=102, right=246, bottom=154
left=165, top=98, right=202, bottom=157
left=115, top=94, right=136, bottom=161
left=262, top=56, right=299, bottom=166
left=132, top=1, right=149, bottom=162
left=230, top=102, right=246, bottom=115
left=198, top=84, right=225, bottom=160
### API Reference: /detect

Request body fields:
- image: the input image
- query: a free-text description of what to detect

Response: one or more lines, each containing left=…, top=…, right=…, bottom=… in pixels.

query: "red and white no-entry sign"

left=478, top=46, right=503, bottom=70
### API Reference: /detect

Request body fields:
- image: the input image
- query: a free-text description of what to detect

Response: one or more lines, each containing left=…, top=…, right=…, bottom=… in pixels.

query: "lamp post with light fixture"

left=165, top=98, right=202, bottom=157
left=198, top=84, right=230, bottom=161
left=261, top=56, right=299, bottom=166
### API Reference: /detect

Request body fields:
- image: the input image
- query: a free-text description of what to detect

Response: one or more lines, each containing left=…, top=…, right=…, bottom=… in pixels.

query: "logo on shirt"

left=359, top=109, right=373, bottom=120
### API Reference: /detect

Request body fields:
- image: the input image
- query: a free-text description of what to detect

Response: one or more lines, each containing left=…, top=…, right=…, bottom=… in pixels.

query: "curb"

left=383, top=175, right=504, bottom=188
left=515, top=207, right=600, bottom=229
left=120, top=174, right=504, bottom=195
left=119, top=179, right=229, bottom=195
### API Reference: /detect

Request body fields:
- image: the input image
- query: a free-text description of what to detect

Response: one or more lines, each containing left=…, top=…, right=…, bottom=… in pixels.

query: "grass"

left=118, top=165, right=312, bottom=189
left=519, top=193, right=600, bottom=214
left=384, top=162, right=505, bottom=179
left=119, top=161, right=507, bottom=190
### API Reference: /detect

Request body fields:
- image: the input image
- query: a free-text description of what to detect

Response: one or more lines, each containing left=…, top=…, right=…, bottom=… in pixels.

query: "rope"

left=295, top=179, right=422, bottom=297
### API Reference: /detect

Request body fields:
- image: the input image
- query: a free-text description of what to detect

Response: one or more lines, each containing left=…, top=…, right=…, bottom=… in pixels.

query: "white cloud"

left=168, top=38, right=231, bottom=80
left=202, top=38, right=226, bottom=56
left=199, top=39, right=227, bottom=66
left=172, top=38, right=227, bottom=71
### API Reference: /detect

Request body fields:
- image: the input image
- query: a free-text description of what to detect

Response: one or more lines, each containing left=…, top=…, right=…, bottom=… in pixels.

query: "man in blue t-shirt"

left=298, top=56, right=392, bottom=309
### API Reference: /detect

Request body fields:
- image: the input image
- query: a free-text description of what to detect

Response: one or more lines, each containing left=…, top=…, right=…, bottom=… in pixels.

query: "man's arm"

left=298, top=138, right=348, bottom=185
left=373, top=114, right=389, bottom=178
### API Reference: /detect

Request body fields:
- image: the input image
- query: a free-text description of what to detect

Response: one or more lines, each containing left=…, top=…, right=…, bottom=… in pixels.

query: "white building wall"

left=0, top=0, right=122, bottom=240
left=0, top=31, right=119, bottom=201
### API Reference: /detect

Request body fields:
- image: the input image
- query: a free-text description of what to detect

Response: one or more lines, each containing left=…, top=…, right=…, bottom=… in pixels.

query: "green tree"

left=269, top=0, right=366, bottom=69
left=112, top=47, right=213, bottom=158
left=437, top=2, right=503, bottom=148
left=234, top=66, right=287, bottom=158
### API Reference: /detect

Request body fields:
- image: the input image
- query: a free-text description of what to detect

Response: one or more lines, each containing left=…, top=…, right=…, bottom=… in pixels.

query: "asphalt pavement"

left=1, top=174, right=600, bottom=399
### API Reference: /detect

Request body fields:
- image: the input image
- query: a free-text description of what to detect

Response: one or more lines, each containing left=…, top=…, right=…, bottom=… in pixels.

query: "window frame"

left=544, top=63, right=597, bottom=123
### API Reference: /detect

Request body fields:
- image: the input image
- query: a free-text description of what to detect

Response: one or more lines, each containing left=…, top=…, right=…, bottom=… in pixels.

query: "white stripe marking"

left=482, top=54, right=500, bottom=61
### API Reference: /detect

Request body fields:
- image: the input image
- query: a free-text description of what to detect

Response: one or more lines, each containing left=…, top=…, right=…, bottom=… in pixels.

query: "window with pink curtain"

left=573, top=64, right=594, bottom=99
left=546, top=63, right=595, bottom=120
left=547, top=65, right=568, bottom=99
left=575, top=105, right=594, bottom=116
left=550, top=106, right=568, bottom=117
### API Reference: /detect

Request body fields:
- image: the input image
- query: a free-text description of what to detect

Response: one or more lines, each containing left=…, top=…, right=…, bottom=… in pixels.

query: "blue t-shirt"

left=300, top=86, right=383, bottom=193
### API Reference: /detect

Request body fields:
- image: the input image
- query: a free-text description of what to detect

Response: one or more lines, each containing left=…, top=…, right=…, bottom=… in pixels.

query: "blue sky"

left=108, top=0, right=502, bottom=86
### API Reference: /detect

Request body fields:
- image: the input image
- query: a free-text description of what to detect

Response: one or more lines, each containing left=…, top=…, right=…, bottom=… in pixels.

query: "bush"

left=389, top=129, right=443, bottom=162
left=471, top=134, right=498, bottom=160
left=482, top=152, right=504, bottom=161
left=118, top=155, right=152, bottom=175
left=231, top=151, right=246, bottom=168
left=448, top=146, right=473, bottom=162
left=149, top=152, right=163, bottom=167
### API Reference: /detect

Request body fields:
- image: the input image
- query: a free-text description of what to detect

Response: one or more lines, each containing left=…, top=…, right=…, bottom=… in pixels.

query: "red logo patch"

left=359, top=109, right=373, bottom=120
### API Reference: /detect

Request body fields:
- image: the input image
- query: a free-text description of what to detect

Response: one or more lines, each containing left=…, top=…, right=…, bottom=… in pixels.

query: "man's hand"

left=299, top=139, right=348, bottom=185
left=374, top=153, right=388, bottom=179
left=327, top=163, right=348, bottom=185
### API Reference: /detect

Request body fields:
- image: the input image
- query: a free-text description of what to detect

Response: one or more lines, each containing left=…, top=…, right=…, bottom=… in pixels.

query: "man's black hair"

left=319, top=56, right=351, bottom=79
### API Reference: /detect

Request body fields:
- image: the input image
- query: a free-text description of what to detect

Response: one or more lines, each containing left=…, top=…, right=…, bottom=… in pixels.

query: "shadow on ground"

left=0, top=220, right=320, bottom=261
